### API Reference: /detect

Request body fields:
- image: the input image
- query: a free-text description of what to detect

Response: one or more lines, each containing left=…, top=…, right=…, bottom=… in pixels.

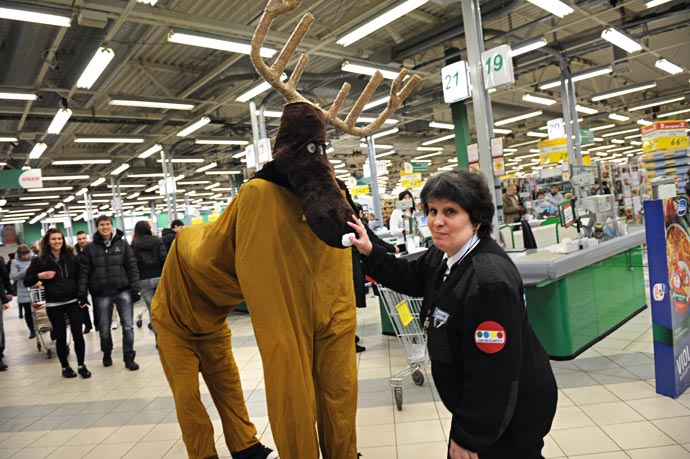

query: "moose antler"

left=251, top=0, right=422, bottom=137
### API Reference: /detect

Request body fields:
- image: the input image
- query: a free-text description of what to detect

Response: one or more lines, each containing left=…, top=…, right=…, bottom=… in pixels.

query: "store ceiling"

left=0, top=0, right=689, bottom=220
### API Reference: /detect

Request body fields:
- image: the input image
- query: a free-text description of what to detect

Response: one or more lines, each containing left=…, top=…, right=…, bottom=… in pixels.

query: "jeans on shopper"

left=94, top=291, right=135, bottom=360
left=140, top=277, right=159, bottom=333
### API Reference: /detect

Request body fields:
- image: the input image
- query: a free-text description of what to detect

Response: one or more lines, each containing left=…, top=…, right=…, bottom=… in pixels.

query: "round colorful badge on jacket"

left=474, top=321, right=506, bottom=354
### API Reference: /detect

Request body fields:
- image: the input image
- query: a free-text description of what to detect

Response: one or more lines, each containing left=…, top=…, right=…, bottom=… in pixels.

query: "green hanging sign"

left=0, top=169, right=43, bottom=189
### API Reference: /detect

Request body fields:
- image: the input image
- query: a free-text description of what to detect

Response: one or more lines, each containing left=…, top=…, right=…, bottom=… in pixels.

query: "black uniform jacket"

left=364, top=237, right=557, bottom=453
left=78, top=229, right=140, bottom=298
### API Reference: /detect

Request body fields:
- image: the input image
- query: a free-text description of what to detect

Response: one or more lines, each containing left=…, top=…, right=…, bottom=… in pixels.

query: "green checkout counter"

left=379, top=229, right=647, bottom=360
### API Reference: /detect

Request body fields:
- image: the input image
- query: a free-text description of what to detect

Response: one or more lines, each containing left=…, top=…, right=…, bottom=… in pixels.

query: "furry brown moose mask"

left=250, top=0, right=421, bottom=248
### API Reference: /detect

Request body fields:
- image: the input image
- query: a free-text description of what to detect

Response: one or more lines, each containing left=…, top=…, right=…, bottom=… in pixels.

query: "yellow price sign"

left=402, top=178, right=422, bottom=188
left=395, top=300, right=414, bottom=327
left=642, top=136, right=689, bottom=153
left=351, top=185, right=370, bottom=196
left=539, top=150, right=568, bottom=165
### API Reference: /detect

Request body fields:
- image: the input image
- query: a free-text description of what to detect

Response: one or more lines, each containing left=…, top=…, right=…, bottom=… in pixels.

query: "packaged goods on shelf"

left=640, top=121, right=689, bottom=195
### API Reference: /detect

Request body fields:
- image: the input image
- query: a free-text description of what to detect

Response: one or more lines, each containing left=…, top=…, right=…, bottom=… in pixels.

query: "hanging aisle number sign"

left=441, top=61, right=471, bottom=104
left=481, top=45, right=515, bottom=90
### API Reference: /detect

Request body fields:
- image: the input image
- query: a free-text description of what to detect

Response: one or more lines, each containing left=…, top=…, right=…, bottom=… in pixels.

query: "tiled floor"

left=1, top=289, right=689, bottom=458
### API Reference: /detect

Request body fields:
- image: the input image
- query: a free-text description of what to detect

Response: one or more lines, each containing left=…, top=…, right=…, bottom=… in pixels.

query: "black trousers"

left=19, top=302, right=34, bottom=334
left=448, top=437, right=544, bottom=459
left=46, top=302, right=86, bottom=368
left=82, top=306, right=93, bottom=330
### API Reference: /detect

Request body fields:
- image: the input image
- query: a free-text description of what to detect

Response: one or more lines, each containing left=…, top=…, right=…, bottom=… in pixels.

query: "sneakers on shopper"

left=124, top=357, right=139, bottom=371
left=28, top=332, right=36, bottom=339
left=78, top=365, right=91, bottom=379
left=103, top=351, right=112, bottom=367
left=0, top=358, right=7, bottom=371
left=62, top=367, right=77, bottom=378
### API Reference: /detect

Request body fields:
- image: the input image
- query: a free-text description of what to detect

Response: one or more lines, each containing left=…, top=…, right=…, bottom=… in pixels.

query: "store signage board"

left=547, top=118, right=566, bottom=140
left=481, top=45, right=514, bottom=89
left=492, top=157, right=505, bottom=177
left=402, top=173, right=422, bottom=189
left=467, top=143, right=479, bottom=163
left=645, top=198, right=690, bottom=398
left=0, top=169, right=42, bottom=189
left=491, top=137, right=503, bottom=158
left=441, top=60, right=471, bottom=103
left=408, top=161, right=429, bottom=173
left=351, top=185, right=370, bottom=196
left=363, top=161, right=389, bottom=178
left=558, top=199, right=576, bottom=228
left=580, top=129, right=595, bottom=145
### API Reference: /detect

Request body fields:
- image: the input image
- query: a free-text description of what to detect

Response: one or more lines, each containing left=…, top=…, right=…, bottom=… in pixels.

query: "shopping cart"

left=29, top=285, right=71, bottom=359
left=377, top=286, right=428, bottom=411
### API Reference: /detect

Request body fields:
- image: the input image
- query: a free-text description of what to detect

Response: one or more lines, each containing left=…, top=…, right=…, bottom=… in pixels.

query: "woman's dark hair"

left=16, top=244, right=30, bottom=256
left=420, top=169, right=494, bottom=239
left=398, top=189, right=416, bottom=211
left=39, top=228, right=74, bottom=265
left=133, top=220, right=153, bottom=242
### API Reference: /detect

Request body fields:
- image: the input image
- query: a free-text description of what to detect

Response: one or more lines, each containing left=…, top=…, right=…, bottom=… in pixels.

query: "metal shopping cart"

left=29, top=285, right=71, bottom=359
left=377, top=286, right=429, bottom=411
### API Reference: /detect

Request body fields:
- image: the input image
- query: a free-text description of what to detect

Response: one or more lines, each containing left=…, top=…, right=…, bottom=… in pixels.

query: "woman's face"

left=20, top=252, right=30, bottom=260
left=426, top=199, right=475, bottom=257
left=48, top=233, right=63, bottom=252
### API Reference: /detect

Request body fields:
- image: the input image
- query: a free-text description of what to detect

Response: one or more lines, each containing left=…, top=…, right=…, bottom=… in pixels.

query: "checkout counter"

left=378, top=228, right=647, bottom=360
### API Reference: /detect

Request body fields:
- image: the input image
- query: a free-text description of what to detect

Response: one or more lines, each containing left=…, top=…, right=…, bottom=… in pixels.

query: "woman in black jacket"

left=347, top=170, right=557, bottom=459
left=25, top=228, right=91, bottom=378
left=131, top=220, right=167, bottom=334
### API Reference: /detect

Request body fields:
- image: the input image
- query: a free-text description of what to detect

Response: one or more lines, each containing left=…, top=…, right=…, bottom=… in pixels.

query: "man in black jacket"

left=75, top=231, right=94, bottom=334
left=0, top=273, right=11, bottom=371
left=78, top=215, right=141, bottom=370
left=161, top=219, right=184, bottom=251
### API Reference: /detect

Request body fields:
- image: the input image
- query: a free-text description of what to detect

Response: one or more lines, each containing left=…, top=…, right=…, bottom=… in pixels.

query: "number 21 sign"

left=441, top=61, right=471, bottom=104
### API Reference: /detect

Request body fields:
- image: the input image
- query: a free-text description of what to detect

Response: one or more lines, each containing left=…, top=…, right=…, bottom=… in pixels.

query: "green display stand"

left=526, top=247, right=646, bottom=360
left=379, top=294, right=396, bottom=336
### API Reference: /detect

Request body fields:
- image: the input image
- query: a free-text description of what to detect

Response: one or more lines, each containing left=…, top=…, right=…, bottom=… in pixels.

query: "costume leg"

left=157, top=327, right=217, bottom=459
left=198, top=326, right=260, bottom=454
left=249, top=301, right=319, bottom=459
left=314, top=301, right=358, bottom=459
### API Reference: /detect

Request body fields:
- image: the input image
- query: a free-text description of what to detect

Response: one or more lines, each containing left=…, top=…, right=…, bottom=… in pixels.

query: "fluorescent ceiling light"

left=357, top=117, right=398, bottom=125
left=645, top=0, right=673, bottom=7
left=145, top=184, right=160, bottom=193
left=109, top=95, right=195, bottom=111
left=27, top=187, right=72, bottom=192
left=29, top=143, right=48, bottom=159
left=576, top=104, right=599, bottom=115
left=77, top=47, right=115, bottom=89
left=659, top=107, right=690, bottom=118
left=429, top=122, right=454, bottom=130
left=53, top=159, right=112, bottom=165
left=413, top=152, right=442, bottom=160
left=195, top=138, right=249, bottom=145
left=363, top=96, right=389, bottom=111
left=367, top=127, right=399, bottom=140
left=138, top=144, right=163, bottom=159
left=127, top=192, right=141, bottom=200
left=0, top=5, right=71, bottom=27
left=47, top=108, right=72, bottom=135
left=43, top=175, right=90, bottom=181
left=19, top=195, right=61, bottom=201
left=525, top=0, right=573, bottom=17
left=128, top=173, right=164, bottom=178
left=421, top=133, right=455, bottom=146
left=602, top=127, right=639, bottom=137
left=526, top=131, right=548, bottom=138
left=495, top=110, right=543, bottom=126
left=177, top=117, right=211, bottom=137
left=342, top=60, right=400, bottom=80
left=168, top=29, right=276, bottom=58
left=75, top=135, right=145, bottom=143
left=610, top=139, right=625, bottom=144
left=629, top=95, right=685, bottom=112
left=336, top=0, right=429, bottom=47
left=136, top=0, right=158, bottom=5
left=591, top=81, right=656, bottom=101
left=256, top=110, right=282, bottom=118
left=236, top=74, right=287, bottom=103
left=655, top=58, right=684, bottom=75
left=601, top=27, right=642, bottom=53
left=91, top=177, right=106, bottom=187
left=0, top=91, right=37, bottom=101
left=358, top=143, right=394, bottom=149
left=539, top=65, right=612, bottom=90
left=111, top=163, right=130, bottom=176
left=522, top=94, right=557, bottom=106
left=588, top=124, right=617, bottom=132
left=197, top=162, right=218, bottom=173
left=511, top=36, right=547, bottom=57
left=636, top=120, right=652, bottom=126
left=156, top=158, right=205, bottom=163
left=0, top=136, right=18, bottom=142
left=494, top=128, right=512, bottom=135
left=375, top=151, right=396, bottom=158
left=178, top=181, right=210, bottom=185
left=417, top=146, right=443, bottom=151
left=608, top=113, right=630, bottom=122
left=205, top=170, right=243, bottom=175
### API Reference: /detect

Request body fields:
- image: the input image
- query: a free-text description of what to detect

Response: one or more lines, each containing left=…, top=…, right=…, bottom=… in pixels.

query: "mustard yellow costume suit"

left=152, top=103, right=358, bottom=459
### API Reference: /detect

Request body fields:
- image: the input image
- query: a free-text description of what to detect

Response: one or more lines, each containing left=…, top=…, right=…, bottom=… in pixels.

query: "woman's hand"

left=2, top=303, right=9, bottom=310
left=449, top=439, right=478, bottom=459
left=38, top=271, right=56, bottom=280
left=347, top=215, right=373, bottom=256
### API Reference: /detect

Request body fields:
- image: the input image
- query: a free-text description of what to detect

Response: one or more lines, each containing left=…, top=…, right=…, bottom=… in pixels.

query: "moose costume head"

left=250, top=0, right=421, bottom=248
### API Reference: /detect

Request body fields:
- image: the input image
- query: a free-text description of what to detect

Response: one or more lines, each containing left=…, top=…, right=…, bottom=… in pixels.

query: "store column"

left=452, top=102, right=471, bottom=168
left=460, top=0, right=501, bottom=235
left=365, top=135, right=384, bottom=230
left=84, top=192, right=96, bottom=237
left=110, top=177, right=125, bottom=231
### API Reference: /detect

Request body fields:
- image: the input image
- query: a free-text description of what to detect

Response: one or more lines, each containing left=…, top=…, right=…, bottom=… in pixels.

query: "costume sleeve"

left=124, top=241, right=140, bottom=290
left=363, top=244, right=426, bottom=297
left=450, top=281, right=523, bottom=452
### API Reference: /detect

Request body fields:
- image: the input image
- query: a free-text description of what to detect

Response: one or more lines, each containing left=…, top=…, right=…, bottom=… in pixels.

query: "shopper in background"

left=602, top=181, right=612, bottom=195
left=547, top=184, right=565, bottom=208
left=502, top=184, right=523, bottom=224
left=10, top=245, right=35, bottom=339
left=532, top=191, right=555, bottom=218
left=131, top=220, right=167, bottom=334
left=347, top=169, right=557, bottom=459
left=591, top=181, right=605, bottom=196
left=78, top=215, right=141, bottom=371
left=161, top=219, right=184, bottom=251
left=24, top=229, right=90, bottom=379
left=0, top=271, right=10, bottom=371
left=389, top=189, right=417, bottom=252
left=0, top=256, right=13, bottom=302
left=74, top=231, right=94, bottom=334
left=7, top=254, right=17, bottom=318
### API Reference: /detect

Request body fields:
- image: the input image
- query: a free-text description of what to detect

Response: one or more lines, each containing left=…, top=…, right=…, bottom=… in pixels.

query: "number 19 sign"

left=481, top=45, right=515, bottom=90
